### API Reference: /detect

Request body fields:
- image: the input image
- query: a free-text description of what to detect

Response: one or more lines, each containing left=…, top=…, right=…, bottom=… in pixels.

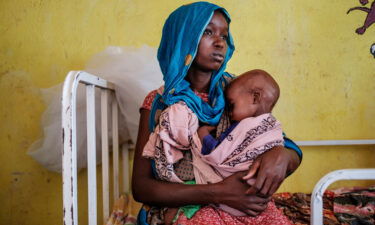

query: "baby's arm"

left=197, top=125, right=216, bottom=143
left=197, top=125, right=217, bottom=155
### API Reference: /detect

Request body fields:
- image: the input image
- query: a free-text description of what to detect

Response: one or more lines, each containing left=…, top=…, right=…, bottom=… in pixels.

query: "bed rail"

left=304, top=139, right=375, bottom=225
left=62, top=71, right=130, bottom=225
left=310, top=169, right=375, bottom=225
left=295, top=139, right=375, bottom=146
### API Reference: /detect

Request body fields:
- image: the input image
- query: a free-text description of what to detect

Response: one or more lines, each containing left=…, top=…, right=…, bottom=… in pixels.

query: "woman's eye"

left=204, top=29, right=212, bottom=35
left=221, top=35, right=228, bottom=40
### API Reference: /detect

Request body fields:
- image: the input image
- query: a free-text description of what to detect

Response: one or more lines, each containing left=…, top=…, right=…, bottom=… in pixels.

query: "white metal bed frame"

left=62, top=71, right=375, bottom=225
left=62, top=71, right=131, bottom=225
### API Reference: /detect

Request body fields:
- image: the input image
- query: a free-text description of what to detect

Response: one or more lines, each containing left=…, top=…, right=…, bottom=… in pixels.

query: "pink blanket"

left=142, top=101, right=284, bottom=215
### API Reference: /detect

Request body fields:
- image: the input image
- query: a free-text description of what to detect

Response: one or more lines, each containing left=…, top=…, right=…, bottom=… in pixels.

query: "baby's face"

left=226, top=70, right=279, bottom=120
left=225, top=83, right=257, bottom=122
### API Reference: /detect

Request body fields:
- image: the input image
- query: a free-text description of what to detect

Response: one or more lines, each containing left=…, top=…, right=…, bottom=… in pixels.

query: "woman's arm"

left=132, top=109, right=269, bottom=216
left=243, top=145, right=301, bottom=197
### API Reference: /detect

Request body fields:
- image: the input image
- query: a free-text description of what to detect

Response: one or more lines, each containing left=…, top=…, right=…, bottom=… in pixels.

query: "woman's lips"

left=212, top=53, right=224, bottom=62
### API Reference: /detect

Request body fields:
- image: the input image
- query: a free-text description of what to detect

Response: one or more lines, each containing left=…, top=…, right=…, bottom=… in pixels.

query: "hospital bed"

left=61, top=71, right=375, bottom=225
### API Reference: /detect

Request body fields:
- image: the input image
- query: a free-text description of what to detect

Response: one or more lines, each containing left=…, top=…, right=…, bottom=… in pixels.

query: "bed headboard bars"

left=62, top=71, right=130, bottom=225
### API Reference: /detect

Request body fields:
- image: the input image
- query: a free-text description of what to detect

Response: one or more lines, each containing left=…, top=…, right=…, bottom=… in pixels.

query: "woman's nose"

left=213, top=36, right=225, bottom=49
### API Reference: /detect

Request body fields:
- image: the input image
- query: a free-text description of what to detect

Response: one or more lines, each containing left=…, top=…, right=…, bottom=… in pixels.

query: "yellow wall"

left=1, top=0, right=374, bottom=224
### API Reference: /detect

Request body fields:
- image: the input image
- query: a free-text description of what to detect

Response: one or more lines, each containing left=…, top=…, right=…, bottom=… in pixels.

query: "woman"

left=132, top=2, right=302, bottom=224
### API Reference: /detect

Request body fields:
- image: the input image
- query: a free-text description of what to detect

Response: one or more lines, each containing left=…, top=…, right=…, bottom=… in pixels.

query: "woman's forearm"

left=133, top=169, right=219, bottom=207
left=133, top=158, right=269, bottom=215
left=285, top=147, right=301, bottom=176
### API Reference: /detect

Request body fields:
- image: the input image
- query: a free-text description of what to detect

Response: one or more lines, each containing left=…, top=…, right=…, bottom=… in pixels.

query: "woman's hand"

left=214, top=171, right=270, bottom=216
left=242, top=146, right=301, bottom=197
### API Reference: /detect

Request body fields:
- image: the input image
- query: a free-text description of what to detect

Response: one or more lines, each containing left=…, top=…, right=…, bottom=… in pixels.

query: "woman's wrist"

left=208, top=182, right=222, bottom=205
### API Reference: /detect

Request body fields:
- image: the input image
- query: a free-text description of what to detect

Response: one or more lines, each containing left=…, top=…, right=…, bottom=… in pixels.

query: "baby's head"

left=225, top=69, right=280, bottom=122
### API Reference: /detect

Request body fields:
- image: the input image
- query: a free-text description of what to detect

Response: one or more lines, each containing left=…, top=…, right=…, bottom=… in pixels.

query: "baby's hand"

left=197, top=125, right=216, bottom=142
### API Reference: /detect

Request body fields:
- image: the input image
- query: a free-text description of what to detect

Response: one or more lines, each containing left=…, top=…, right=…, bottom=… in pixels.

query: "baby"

left=198, top=69, right=282, bottom=159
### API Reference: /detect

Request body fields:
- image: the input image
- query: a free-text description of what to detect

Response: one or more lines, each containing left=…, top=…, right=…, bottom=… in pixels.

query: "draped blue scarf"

left=149, top=1, right=235, bottom=131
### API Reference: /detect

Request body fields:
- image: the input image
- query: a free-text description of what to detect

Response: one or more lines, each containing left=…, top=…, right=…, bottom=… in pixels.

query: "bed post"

left=62, top=71, right=80, bottom=225
left=62, top=71, right=118, bottom=225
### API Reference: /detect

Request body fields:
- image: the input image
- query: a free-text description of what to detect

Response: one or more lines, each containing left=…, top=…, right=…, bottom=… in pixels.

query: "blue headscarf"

left=149, top=1, right=235, bottom=131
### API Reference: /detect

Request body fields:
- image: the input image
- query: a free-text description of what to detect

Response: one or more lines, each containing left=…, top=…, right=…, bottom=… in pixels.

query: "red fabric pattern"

left=141, top=90, right=158, bottom=110
left=174, top=202, right=292, bottom=225
left=141, top=89, right=209, bottom=110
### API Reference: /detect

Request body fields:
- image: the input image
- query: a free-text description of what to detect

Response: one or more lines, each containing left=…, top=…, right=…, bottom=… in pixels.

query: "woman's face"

left=192, top=11, right=229, bottom=72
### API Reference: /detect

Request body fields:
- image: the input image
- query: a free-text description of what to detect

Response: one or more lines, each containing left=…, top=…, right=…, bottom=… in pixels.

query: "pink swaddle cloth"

left=142, top=101, right=220, bottom=183
left=142, top=101, right=284, bottom=216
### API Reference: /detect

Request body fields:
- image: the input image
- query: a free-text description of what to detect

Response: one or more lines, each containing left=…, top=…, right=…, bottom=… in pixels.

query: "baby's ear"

left=252, top=89, right=261, bottom=104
